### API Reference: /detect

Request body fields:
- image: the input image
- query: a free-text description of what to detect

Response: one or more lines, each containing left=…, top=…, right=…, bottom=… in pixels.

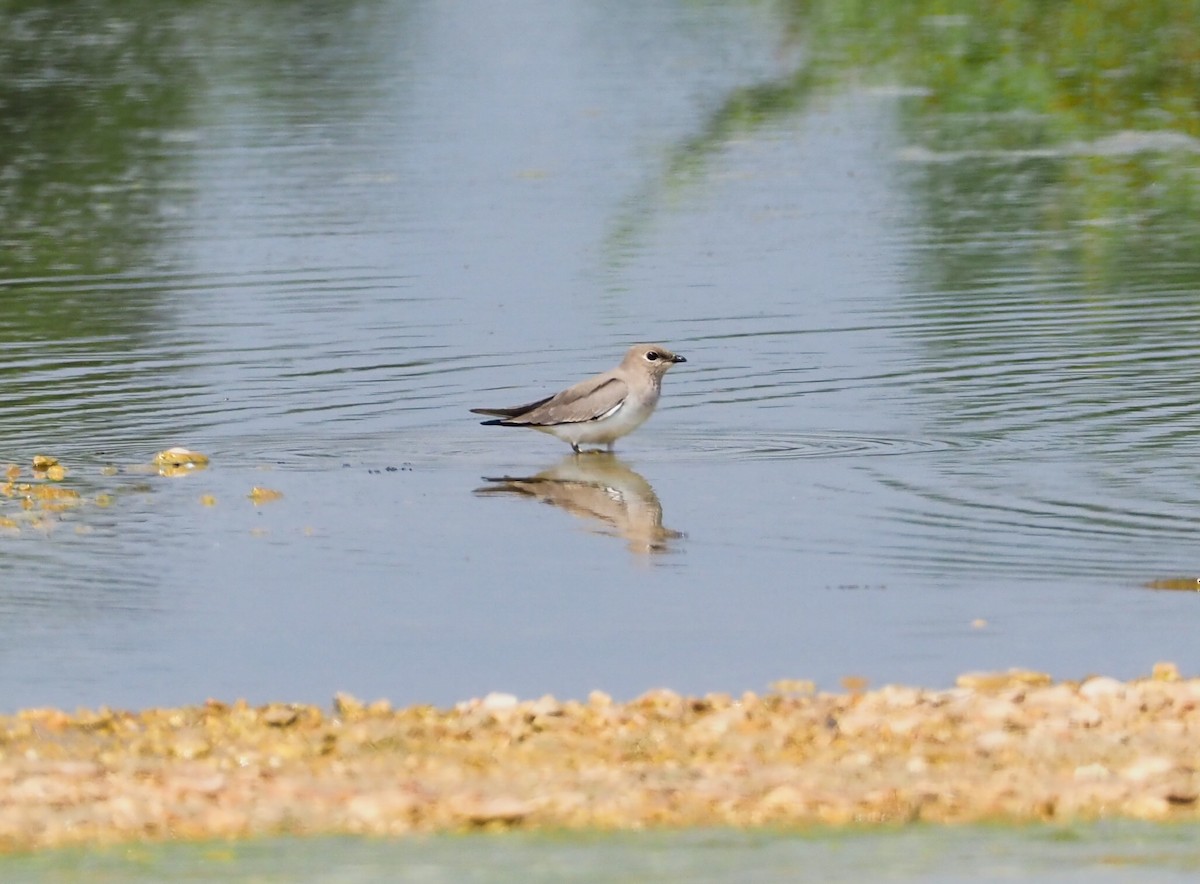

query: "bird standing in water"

left=471, top=344, right=687, bottom=453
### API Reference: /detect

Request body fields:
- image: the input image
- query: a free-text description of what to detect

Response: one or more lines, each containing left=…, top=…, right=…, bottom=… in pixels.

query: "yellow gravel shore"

left=3, top=664, right=1200, bottom=851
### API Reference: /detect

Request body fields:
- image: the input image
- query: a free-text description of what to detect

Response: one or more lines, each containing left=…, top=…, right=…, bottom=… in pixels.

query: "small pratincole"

left=471, top=344, right=687, bottom=453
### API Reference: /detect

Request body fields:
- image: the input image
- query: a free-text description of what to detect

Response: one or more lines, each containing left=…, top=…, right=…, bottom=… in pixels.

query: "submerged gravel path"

left=3, top=664, right=1199, bottom=850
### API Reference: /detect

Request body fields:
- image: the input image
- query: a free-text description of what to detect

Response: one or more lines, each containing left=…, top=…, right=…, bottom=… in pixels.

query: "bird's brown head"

left=625, top=343, right=686, bottom=376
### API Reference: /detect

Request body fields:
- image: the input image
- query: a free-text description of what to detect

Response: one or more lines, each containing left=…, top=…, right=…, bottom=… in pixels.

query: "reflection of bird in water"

left=474, top=452, right=683, bottom=555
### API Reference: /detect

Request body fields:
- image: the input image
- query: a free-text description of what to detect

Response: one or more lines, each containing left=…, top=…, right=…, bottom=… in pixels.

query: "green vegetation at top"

left=770, top=0, right=1200, bottom=283
left=783, top=0, right=1200, bottom=142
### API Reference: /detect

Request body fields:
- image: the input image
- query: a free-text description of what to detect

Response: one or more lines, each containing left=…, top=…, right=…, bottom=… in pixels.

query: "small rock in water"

left=480, top=692, right=519, bottom=711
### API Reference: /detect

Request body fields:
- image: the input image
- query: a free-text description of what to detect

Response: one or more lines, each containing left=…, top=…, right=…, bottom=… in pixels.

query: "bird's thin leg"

left=606, top=442, right=615, bottom=453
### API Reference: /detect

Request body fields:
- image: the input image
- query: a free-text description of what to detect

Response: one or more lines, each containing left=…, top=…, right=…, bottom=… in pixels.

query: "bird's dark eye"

left=646, top=351, right=660, bottom=361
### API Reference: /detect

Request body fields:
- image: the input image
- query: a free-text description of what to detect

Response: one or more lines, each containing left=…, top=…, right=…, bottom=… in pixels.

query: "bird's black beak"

left=672, top=354, right=687, bottom=364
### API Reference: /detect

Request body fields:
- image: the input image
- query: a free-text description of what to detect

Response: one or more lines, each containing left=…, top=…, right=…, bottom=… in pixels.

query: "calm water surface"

left=8, top=825, right=1200, bottom=883
left=1, top=0, right=1199, bottom=714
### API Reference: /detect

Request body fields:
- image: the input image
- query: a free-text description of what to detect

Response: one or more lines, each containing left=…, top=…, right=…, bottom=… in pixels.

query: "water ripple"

left=680, top=429, right=977, bottom=461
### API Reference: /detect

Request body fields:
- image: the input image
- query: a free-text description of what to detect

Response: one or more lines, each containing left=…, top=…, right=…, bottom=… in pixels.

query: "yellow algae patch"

left=248, top=487, right=283, bottom=505
left=840, top=675, right=869, bottom=694
left=8, top=483, right=83, bottom=515
left=0, top=458, right=120, bottom=525
left=957, top=668, right=1052, bottom=691
left=159, top=465, right=201, bottom=478
left=1153, top=661, right=1180, bottom=681
left=154, top=447, right=211, bottom=477
left=1145, top=576, right=1200, bottom=592
left=28, top=486, right=80, bottom=503
left=200, top=494, right=217, bottom=507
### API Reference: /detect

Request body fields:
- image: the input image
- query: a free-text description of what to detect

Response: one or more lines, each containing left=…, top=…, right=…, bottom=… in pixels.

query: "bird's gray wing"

left=470, top=393, right=555, bottom=418
left=504, top=375, right=629, bottom=426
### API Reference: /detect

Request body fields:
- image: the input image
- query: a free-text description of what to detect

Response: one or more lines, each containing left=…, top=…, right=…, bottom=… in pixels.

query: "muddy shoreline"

left=2, top=665, right=1198, bottom=851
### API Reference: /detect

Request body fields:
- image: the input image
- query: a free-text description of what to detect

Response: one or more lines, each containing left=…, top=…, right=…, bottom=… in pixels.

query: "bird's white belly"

left=540, top=396, right=656, bottom=447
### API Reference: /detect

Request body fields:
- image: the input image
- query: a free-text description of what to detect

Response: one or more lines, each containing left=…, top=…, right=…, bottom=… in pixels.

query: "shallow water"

left=1, top=0, right=1200, bottom=715
left=7, top=825, right=1200, bottom=883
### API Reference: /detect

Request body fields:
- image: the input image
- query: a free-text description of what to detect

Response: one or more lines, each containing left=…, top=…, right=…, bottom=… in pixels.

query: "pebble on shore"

left=1, top=664, right=1199, bottom=851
